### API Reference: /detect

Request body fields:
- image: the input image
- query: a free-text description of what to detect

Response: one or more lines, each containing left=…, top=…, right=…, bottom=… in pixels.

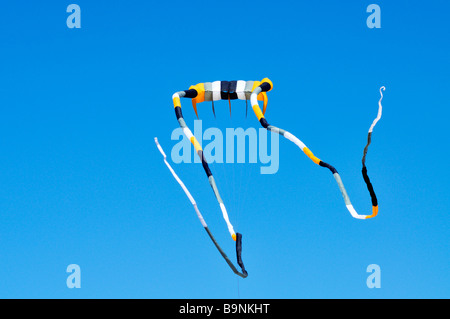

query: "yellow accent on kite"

left=251, top=81, right=261, bottom=92
left=261, top=92, right=268, bottom=114
left=173, top=97, right=181, bottom=108
left=189, top=83, right=205, bottom=103
left=232, top=233, right=237, bottom=241
left=190, top=83, right=205, bottom=118
left=303, top=147, right=321, bottom=165
left=365, top=205, right=379, bottom=219
left=252, top=104, right=264, bottom=121
left=190, top=136, right=202, bottom=152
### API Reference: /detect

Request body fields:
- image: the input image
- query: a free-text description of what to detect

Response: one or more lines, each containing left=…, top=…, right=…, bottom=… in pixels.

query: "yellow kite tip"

left=232, top=234, right=237, bottom=241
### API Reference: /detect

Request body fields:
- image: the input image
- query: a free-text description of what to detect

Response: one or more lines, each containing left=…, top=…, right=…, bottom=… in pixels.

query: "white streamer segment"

left=154, top=138, right=206, bottom=228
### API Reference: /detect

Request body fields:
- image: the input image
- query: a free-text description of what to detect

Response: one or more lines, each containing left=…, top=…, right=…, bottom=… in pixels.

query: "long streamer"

left=154, top=138, right=247, bottom=278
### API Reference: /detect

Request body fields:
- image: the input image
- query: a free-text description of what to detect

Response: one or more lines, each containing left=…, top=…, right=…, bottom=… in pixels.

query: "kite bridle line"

left=173, top=84, right=251, bottom=277
left=154, top=138, right=247, bottom=278
left=167, top=78, right=384, bottom=277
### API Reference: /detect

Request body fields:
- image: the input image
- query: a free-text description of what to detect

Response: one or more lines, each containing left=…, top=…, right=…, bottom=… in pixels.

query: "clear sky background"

left=0, top=1, right=448, bottom=298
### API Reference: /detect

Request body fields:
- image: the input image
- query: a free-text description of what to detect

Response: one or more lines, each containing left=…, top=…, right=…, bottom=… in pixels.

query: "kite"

left=157, top=78, right=385, bottom=277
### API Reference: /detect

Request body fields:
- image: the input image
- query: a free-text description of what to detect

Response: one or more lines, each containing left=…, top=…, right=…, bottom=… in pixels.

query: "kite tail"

left=250, top=81, right=385, bottom=219
left=154, top=138, right=248, bottom=278
left=360, top=86, right=385, bottom=218
left=171, top=91, right=248, bottom=277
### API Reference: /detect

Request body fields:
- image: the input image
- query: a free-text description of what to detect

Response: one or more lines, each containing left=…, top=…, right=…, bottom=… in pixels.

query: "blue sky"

left=0, top=0, right=448, bottom=298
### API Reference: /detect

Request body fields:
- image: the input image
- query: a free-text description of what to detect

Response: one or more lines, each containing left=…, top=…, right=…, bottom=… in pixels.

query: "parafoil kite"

left=156, top=78, right=385, bottom=278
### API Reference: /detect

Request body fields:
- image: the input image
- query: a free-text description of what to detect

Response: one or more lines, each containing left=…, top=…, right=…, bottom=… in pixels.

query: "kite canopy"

left=158, top=78, right=385, bottom=277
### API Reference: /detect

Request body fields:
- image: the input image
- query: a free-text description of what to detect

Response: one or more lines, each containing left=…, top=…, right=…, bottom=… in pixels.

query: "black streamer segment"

left=362, top=166, right=378, bottom=207
left=235, top=233, right=248, bottom=277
